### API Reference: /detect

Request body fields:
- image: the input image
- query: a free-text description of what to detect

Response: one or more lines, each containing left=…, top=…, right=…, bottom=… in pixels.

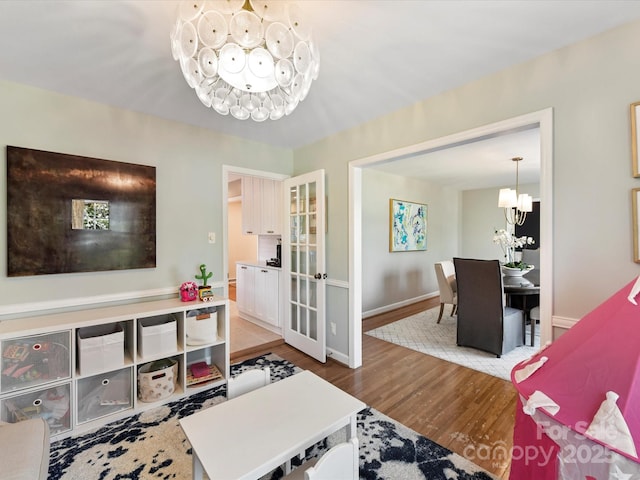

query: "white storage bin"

left=185, top=307, right=218, bottom=346
left=137, top=315, right=177, bottom=359
left=77, top=323, right=125, bottom=376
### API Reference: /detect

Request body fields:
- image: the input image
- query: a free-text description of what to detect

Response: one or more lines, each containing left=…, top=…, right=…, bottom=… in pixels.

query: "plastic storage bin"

left=0, top=382, right=72, bottom=436
left=77, top=323, right=125, bottom=376
left=1, top=331, right=71, bottom=394
left=137, top=315, right=177, bottom=359
left=76, top=367, right=132, bottom=424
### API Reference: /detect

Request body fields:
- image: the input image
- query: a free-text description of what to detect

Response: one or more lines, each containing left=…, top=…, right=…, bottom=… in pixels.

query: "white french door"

left=283, top=170, right=326, bottom=362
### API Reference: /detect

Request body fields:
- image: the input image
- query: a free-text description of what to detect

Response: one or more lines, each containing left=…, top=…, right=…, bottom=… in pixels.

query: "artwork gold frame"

left=389, top=198, right=427, bottom=252
left=631, top=101, right=640, bottom=177
left=633, top=189, right=640, bottom=263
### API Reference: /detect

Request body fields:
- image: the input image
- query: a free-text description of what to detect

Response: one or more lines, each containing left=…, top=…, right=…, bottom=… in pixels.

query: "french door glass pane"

left=309, top=280, right=317, bottom=308
left=299, top=184, right=306, bottom=213
left=290, top=215, right=298, bottom=243
left=300, top=278, right=307, bottom=306
left=309, top=247, right=317, bottom=276
left=289, top=186, right=297, bottom=214
left=290, top=304, right=298, bottom=331
left=300, top=246, right=307, bottom=275
left=290, top=275, right=298, bottom=302
left=301, top=309, right=308, bottom=336
left=299, top=215, right=306, bottom=243
left=309, top=213, right=317, bottom=244
left=309, top=309, right=317, bottom=340
left=309, top=182, right=316, bottom=212
left=291, top=246, right=298, bottom=273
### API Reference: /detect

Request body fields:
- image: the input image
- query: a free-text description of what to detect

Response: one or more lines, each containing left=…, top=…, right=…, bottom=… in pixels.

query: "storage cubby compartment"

left=0, top=297, right=228, bottom=439
left=1, top=331, right=71, bottom=393
left=76, top=367, right=133, bottom=424
left=137, top=314, right=178, bottom=360
left=185, top=306, right=219, bottom=346
left=137, top=356, right=182, bottom=403
left=77, top=323, right=127, bottom=376
left=1, top=382, right=72, bottom=436
left=185, top=346, right=225, bottom=389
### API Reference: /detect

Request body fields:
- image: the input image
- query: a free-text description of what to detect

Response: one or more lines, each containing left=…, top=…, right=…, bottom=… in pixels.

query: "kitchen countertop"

left=236, top=260, right=281, bottom=270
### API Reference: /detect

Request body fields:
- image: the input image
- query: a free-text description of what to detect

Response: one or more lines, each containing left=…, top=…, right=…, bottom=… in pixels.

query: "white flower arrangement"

left=493, top=229, right=535, bottom=269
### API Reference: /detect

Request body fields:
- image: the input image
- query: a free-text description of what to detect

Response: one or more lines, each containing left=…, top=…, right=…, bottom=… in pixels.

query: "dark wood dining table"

left=503, top=269, right=540, bottom=346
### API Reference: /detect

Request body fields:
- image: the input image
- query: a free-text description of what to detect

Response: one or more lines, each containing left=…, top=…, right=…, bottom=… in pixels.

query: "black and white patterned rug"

left=49, top=353, right=496, bottom=479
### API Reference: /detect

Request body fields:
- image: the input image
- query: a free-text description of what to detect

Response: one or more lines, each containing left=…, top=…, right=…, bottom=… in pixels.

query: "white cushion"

left=0, top=418, right=50, bottom=479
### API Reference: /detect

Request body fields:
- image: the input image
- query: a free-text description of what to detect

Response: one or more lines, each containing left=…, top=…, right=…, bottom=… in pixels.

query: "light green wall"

left=295, top=19, right=640, bottom=331
left=0, top=81, right=292, bottom=310
left=361, top=168, right=459, bottom=314
left=3, top=18, right=640, bottom=360
left=461, top=183, right=540, bottom=260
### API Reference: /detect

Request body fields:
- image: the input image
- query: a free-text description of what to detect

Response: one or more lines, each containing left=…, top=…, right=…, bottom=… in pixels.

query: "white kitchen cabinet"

left=241, top=176, right=282, bottom=235
left=260, top=178, right=282, bottom=235
left=241, top=175, right=262, bottom=235
left=235, top=263, right=256, bottom=316
left=236, top=262, right=280, bottom=333
left=254, top=267, right=279, bottom=327
left=0, top=297, right=229, bottom=440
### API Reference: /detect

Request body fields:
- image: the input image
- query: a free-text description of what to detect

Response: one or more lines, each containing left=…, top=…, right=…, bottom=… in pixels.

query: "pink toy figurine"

left=179, top=281, right=198, bottom=302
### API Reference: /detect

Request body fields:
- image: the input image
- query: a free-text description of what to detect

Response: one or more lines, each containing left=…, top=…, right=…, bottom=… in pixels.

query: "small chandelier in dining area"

left=498, top=156, right=533, bottom=226
left=170, top=0, right=320, bottom=122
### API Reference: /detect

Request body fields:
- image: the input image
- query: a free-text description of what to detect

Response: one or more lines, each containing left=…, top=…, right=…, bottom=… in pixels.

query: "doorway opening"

left=223, top=166, right=287, bottom=360
left=348, top=109, right=553, bottom=369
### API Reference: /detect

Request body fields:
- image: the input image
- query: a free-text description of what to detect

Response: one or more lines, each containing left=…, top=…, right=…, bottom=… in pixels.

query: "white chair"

left=226, top=367, right=270, bottom=399
left=434, top=260, right=457, bottom=323
left=283, top=437, right=359, bottom=480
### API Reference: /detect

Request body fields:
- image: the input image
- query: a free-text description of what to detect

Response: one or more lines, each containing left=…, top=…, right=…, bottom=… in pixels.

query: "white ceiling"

left=372, top=126, right=541, bottom=190
left=1, top=1, right=639, bottom=188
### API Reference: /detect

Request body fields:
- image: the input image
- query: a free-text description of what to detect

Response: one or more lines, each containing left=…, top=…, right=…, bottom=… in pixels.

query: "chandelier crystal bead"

left=171, top=0, right=319, bottom=122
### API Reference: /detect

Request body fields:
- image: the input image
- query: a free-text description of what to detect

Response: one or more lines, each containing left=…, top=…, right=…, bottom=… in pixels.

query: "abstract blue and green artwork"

left=390, top=199, right=427, bottom=252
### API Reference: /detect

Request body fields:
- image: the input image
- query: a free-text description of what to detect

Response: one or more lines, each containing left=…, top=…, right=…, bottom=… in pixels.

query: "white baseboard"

left=327, top=347, right=349, bottom=365
left=362, top=292, right=439, bottom=319
left=552, top=315, right=578, bottom=330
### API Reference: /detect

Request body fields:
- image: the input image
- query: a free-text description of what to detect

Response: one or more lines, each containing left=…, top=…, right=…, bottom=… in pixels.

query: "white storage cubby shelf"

left=0, top=297, right=229, bottom=440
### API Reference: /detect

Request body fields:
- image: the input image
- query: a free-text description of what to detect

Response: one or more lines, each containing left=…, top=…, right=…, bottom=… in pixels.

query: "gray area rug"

left=366, top=306, right=539, bottom=380
left=48, top=353, right=497, bottom=479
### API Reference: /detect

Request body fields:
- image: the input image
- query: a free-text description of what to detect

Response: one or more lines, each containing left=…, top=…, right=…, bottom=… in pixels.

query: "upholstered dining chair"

left=521, top=248, right=540, bottom=269
left=434, top=260, right=457, bottom=323
left=283, top=437, right=359, bottom=480
left=226, top=367, right=271, bottom=399
left=453, top=258, right=524, bottom=357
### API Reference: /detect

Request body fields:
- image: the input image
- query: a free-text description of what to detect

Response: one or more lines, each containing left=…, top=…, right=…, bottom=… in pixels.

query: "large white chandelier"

left=170, top=0, right=320, bottom=122
left=498, top=156, right=533, bottom=226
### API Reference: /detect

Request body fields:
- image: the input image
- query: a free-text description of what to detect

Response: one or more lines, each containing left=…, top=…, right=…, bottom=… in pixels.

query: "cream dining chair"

left=434, top=261, right=457, bottom=323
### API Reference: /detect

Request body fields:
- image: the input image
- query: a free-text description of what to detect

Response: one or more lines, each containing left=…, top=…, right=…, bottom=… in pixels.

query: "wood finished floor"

left=233, top=297, right=517, bottom=479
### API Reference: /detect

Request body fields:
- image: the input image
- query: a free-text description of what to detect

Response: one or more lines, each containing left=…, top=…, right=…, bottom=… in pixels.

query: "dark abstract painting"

left=7, top=146, right=156, bottom=276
